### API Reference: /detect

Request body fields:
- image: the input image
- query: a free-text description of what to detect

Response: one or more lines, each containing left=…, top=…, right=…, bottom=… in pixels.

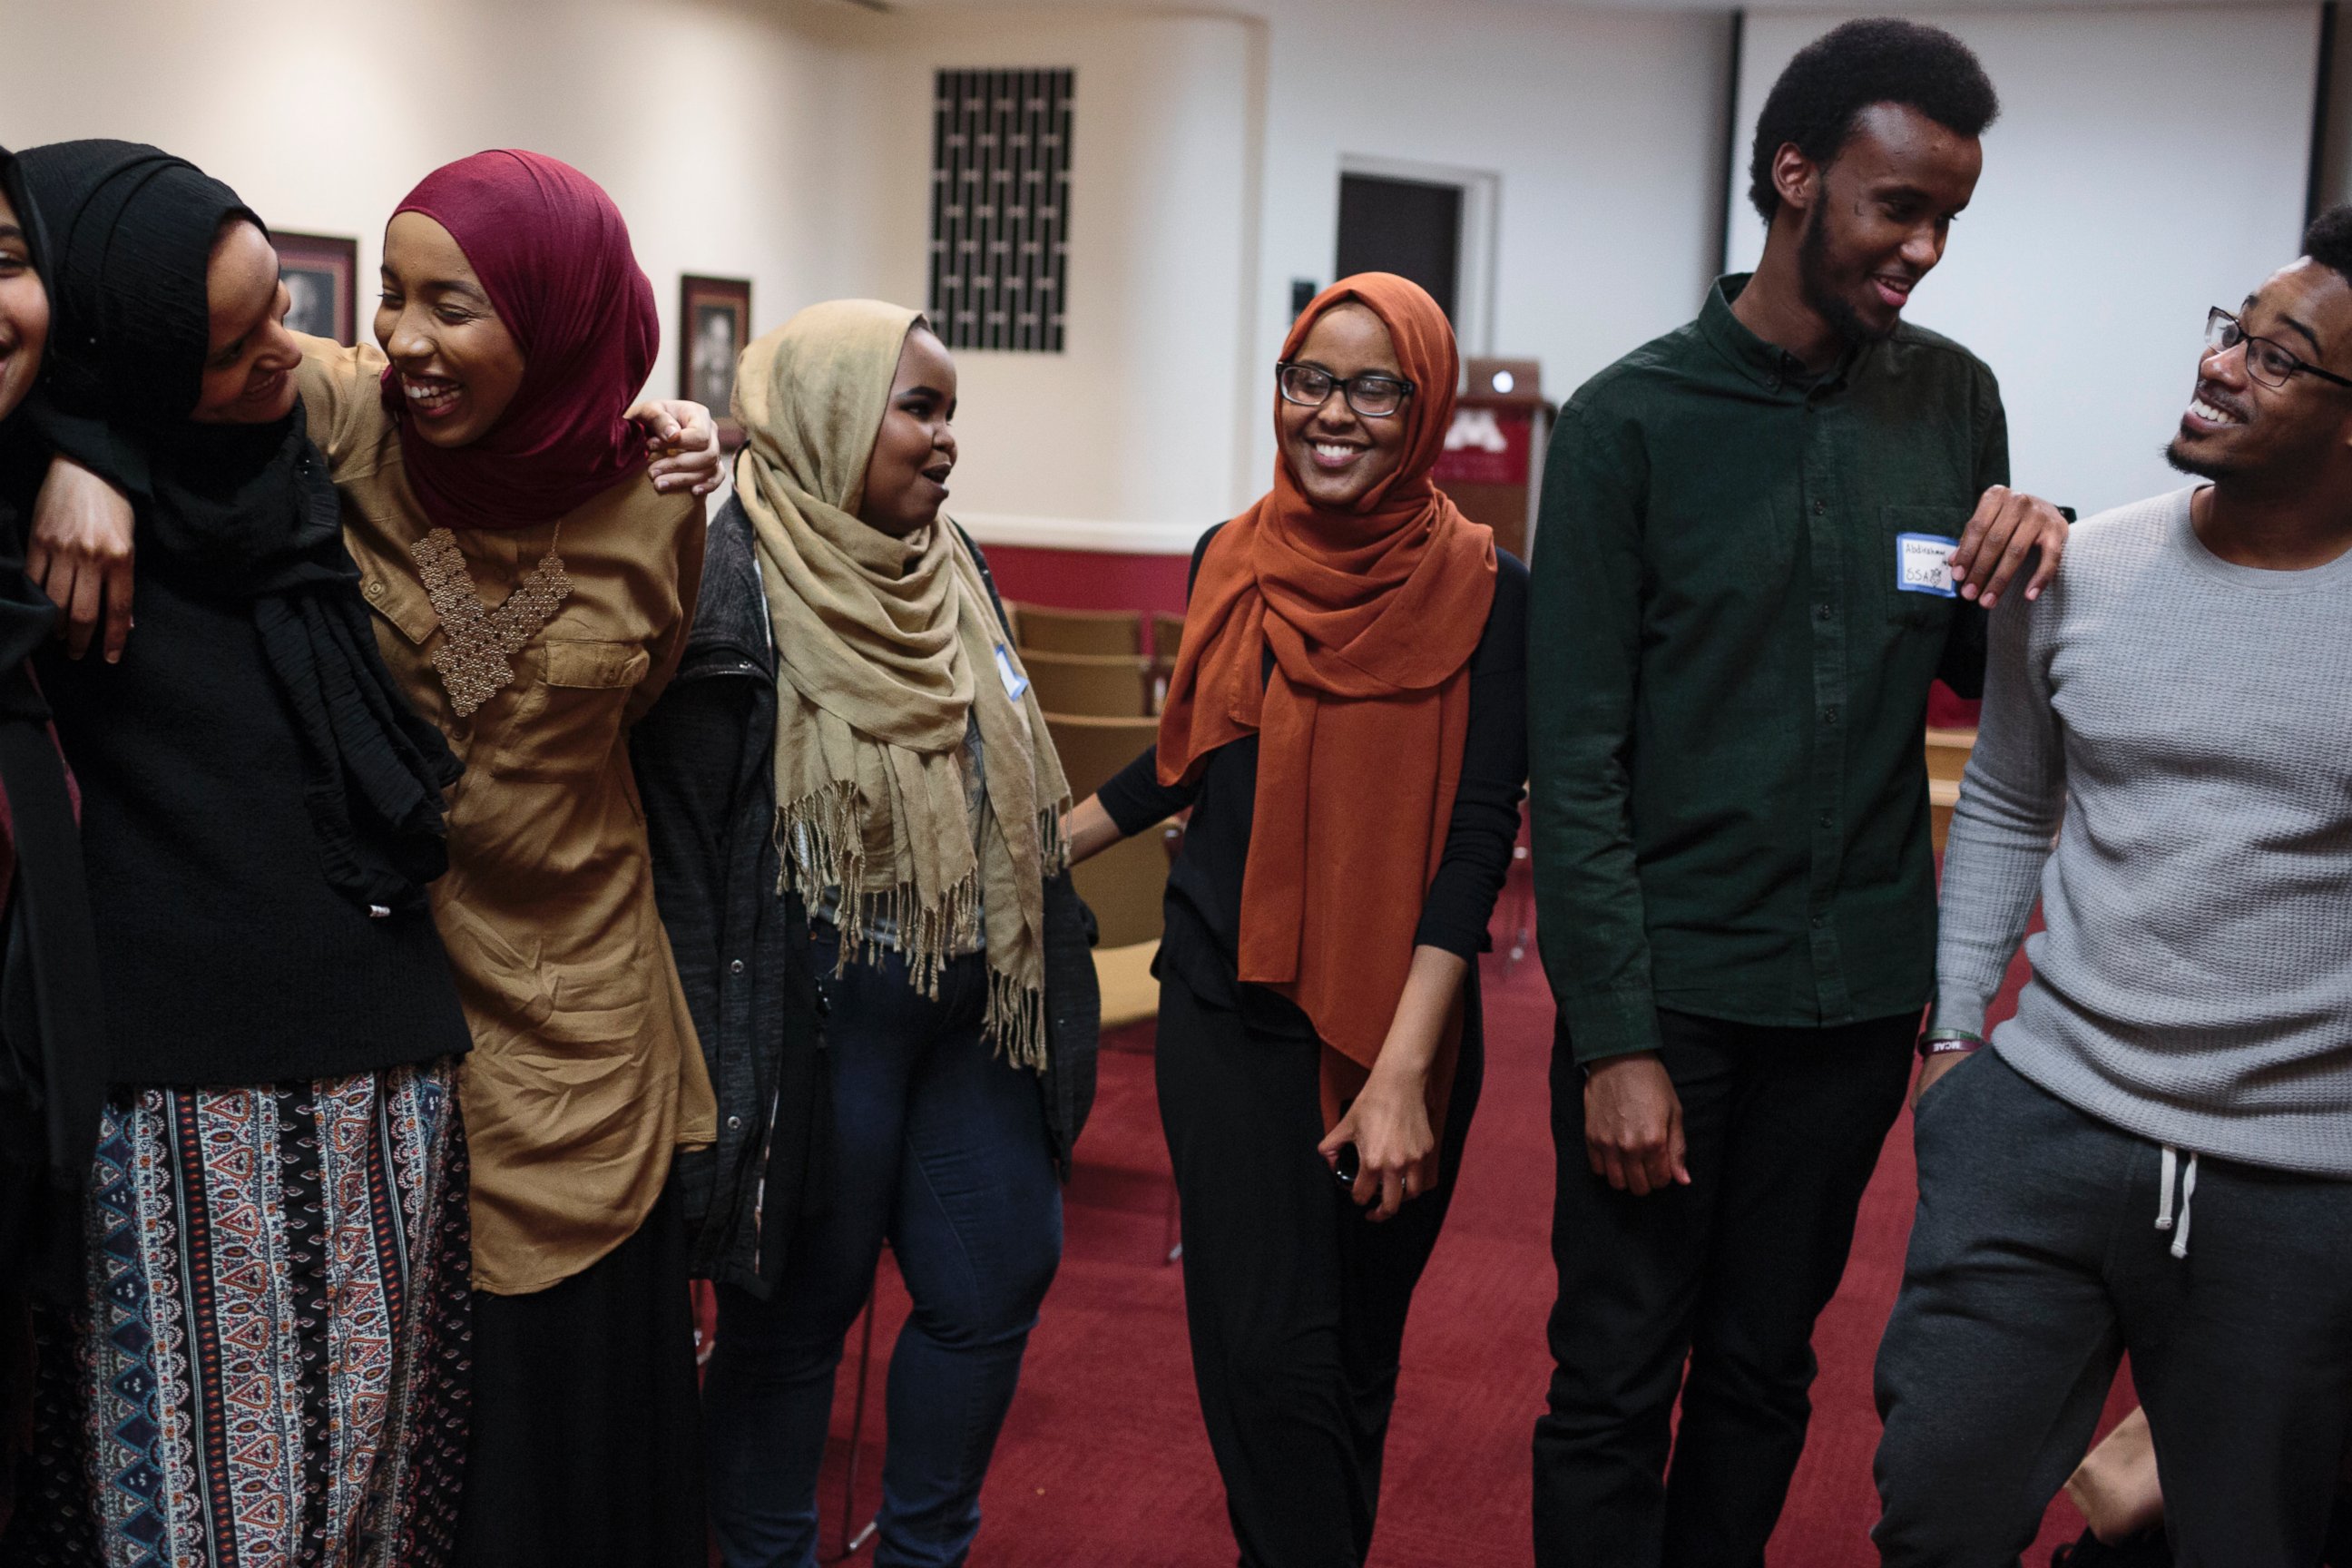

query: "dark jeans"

left=1156, top=970, right=1485, bottom=1568
left=1533, top=1007, right=1916, bottom=1568
left=703, top=933, right=1063, bottom=1568
left=1875, top=1050, right=2352, bottom=1568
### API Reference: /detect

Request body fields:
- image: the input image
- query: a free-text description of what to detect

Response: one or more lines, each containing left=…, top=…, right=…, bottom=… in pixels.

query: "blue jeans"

left=703, top=930, right=1064, bottom=1568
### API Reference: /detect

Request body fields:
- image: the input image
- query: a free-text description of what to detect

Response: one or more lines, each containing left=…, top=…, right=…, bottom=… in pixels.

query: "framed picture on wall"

left=271, top=231, right=358, bottom=346
left=680, top=274, right=751, bottom=446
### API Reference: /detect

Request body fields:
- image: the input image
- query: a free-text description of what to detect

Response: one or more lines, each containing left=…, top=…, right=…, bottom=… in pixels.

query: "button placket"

left=1802, top=403, right=1855, bottom=1020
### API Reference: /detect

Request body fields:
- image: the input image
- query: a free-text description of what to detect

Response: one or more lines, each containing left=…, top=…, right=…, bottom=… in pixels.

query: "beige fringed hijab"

left=734, top=299, right=1070, bottom=1068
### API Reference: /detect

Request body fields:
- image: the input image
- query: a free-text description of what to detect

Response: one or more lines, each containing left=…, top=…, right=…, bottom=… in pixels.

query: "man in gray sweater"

left=1873, top=208, right=2352, bottom=1567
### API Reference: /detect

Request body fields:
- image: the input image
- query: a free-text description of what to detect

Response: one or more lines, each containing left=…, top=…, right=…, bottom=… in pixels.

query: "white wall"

left=788, top=5, right=1267, bottom=533
left=15, top=0, right=2310, bottom=534
left=1248, top=0, right=1735, bottom=499
left=1727, top=5, right=2322, bottom=520
left=0, top=0, right=846, bottom=416
left=0, top=0, right=1737, bottom=536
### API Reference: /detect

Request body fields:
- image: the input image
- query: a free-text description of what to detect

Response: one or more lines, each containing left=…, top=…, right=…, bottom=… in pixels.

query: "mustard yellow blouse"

left=296, top=336, right=715, bottom=1295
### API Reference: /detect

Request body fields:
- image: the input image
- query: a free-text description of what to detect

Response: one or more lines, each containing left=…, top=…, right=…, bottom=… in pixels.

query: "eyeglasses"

left=2206, top=308, right=2352, bottom=391
left=1276, top=361, right=1416, bottom=419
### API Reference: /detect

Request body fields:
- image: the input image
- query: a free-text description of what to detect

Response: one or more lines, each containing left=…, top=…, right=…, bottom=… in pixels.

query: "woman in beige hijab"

left=687, top=300, right=1073, bottom=1568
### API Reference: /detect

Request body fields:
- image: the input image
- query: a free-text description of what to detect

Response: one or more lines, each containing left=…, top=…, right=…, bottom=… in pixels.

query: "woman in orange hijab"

left=1064, top=274, right=1527, bottom=1566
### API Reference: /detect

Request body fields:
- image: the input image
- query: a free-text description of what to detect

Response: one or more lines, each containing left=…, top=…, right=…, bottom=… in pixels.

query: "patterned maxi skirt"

left=2, top=1060, right=471, bottom=1568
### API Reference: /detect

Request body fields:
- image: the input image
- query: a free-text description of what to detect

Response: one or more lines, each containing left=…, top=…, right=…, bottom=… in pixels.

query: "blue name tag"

left=1895, top=532, right=1958, bottom=598
left=994, top=642, right=1031, bottom=702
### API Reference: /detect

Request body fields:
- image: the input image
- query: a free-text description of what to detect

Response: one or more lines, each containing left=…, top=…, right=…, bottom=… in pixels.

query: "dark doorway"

left=1335, top=172, right=1463, bottom=323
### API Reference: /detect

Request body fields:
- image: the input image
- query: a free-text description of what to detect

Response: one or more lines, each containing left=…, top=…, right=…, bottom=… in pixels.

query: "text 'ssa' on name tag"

left=1896, top=532, right=1958, bottom=598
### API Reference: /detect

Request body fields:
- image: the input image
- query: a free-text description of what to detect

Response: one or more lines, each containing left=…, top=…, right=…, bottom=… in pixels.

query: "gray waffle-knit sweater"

left=1933, top=486, right=2352, bottom=1177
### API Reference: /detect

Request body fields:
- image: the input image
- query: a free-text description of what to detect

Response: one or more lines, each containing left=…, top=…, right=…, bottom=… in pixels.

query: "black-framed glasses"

left=2206, top=308, right=2352, bottom=391
left=1276, top=361, right=1416, bottom=418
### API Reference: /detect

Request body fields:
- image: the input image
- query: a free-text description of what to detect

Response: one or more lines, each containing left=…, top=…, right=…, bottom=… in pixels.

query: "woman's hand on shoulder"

left=628, top=398, right=725, bottom=497
left=28, top=454, right=137, bottom=662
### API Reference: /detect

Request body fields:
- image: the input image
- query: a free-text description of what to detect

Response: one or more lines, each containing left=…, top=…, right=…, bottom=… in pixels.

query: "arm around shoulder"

left=628, top=493, right=709, bottom=724
left=291, top=333, right=387, bottom=477
left=1934, top=588, right=2065, bottom=1035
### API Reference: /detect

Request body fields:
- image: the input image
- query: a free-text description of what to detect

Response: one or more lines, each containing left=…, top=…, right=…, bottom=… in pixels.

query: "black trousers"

left=1875, top=1051, right=2352, bottom=1568
left=1156, top=971, right=1485, bottom=1568
left=456, top=1181, right=706, bottom=1568
left=1533, top=1007, right=1916, bottom=1568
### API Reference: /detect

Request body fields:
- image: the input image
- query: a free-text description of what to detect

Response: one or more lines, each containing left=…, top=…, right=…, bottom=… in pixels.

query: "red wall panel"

left=978, top=544, right=1194, bottom=615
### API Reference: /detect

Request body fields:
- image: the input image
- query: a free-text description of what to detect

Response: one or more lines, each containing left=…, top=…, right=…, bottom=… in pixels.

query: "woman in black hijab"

left=0, top=142, right=476, bottom=1568
left=0, top=140, right=103, bottom=1544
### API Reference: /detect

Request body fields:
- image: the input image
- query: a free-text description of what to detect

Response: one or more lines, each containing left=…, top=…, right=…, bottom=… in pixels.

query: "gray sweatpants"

left=1873, top=1049, right=2352, bottom=1568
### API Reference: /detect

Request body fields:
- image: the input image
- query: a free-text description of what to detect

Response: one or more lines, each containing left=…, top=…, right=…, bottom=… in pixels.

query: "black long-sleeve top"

left=1098, top=526, right=1529, bottom=1036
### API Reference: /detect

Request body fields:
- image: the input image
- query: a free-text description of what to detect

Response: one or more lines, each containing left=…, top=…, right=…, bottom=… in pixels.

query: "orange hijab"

left=1156, top=274, right=1496, bottom=1117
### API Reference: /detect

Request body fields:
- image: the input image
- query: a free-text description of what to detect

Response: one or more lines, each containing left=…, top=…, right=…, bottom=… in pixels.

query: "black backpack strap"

left=1186, top=521, right=1226, bottom=602
left=951, top=522, right=1018, bottom=645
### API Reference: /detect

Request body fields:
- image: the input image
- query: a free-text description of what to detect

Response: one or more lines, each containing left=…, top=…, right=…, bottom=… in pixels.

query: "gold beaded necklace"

left=409, top=524, right=573, bottom=717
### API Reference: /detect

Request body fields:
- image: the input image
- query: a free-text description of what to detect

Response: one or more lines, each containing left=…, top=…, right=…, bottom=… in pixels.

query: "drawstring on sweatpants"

left=2155, top=1145, right=2199, bottom=1259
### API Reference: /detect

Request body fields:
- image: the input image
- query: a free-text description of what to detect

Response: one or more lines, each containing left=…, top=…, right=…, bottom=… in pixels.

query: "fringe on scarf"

left=770, top=791, right=1070, bottom=1073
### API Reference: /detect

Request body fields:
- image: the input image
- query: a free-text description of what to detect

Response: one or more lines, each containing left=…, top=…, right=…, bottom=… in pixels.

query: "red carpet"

left=808, top=893, right=2130, bottom=1565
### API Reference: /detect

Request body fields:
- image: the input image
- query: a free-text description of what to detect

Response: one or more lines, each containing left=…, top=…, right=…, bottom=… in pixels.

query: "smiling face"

left=191, top=220, right=302, bottom=425
left=1277, top=302, right=1411, bottom=511
left=376, top=210, right=526, bottom=448
left=1786, top=102, right=1982, bottom=345
left=2169, top=260, right=2352, bottom=489
left=856, top=325, right=958, bottom=539
left=0, top=187, right=47, bottom=425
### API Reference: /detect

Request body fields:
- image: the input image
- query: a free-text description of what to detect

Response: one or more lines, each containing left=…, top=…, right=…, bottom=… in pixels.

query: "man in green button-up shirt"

left=1528, top=20, right=2071, bottom=1566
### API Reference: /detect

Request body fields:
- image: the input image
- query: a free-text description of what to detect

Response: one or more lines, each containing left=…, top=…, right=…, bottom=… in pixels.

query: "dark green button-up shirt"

left=1530, top=275, right=2002, bottom=1063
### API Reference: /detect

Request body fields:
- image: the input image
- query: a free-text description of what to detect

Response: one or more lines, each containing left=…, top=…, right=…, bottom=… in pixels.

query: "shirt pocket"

left=1880, top=504, right=1965, bottom=630
left=493, top=638, right=651, bottom=780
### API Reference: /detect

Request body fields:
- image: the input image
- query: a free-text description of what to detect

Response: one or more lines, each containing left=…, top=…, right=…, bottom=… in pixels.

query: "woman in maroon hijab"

left=34, top=148, right=727, bottom=1568
left=297, top=148, right=717, bottom=1568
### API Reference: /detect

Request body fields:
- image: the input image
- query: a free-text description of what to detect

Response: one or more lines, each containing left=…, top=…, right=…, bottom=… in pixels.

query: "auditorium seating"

left=1022, top=650, right=1158, bottom=717
left=1926, top=726, right=1975, bottom=850
left=1006, top=603, right=1144, bottom=657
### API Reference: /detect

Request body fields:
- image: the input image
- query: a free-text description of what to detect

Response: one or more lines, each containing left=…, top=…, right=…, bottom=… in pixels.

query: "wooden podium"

left=1434, top=357, right=1550, bottom=562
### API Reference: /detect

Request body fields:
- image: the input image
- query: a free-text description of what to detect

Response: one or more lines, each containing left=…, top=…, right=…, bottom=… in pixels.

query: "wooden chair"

left=1150, top=611, right=1187, bottom=662
left=1926, top=727, right=1976, bottom=852
left=1011, top=603, right=1143, bottom=656
left=1074, top=828, right=1172, bottom=949
left=1149, top=655, right=1179, bottom=714
left=1094, top=939, right=1161, bottom=1031
left=1045, top=713, right=1160, bottom=800
left=1021, top=651, right=1154, bottom=718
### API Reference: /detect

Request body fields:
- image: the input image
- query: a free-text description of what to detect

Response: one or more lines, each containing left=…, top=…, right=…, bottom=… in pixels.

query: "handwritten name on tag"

left=1896, top=533, right=1958, bottom=598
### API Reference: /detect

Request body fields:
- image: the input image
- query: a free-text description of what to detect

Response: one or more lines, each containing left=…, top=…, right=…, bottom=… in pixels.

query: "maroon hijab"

left=383, top=150, right=657, bottom=531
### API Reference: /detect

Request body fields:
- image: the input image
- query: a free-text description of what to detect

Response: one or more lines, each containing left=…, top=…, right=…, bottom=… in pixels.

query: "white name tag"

left=994, top=642, right=1031, bottom=702
left=1896, top=532, right=1958, bottom=598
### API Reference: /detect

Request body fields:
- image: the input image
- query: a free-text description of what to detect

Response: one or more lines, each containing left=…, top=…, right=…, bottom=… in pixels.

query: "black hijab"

left=18, top=140, right=462, bottom=916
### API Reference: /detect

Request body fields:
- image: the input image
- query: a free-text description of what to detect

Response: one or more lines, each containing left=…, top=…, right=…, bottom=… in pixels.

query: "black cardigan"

left=1097, top=527, right=1529, bottom=1035
left=632, top=495, right=831, bottom=1295
left=32, top=464, right=470, bottom=1087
